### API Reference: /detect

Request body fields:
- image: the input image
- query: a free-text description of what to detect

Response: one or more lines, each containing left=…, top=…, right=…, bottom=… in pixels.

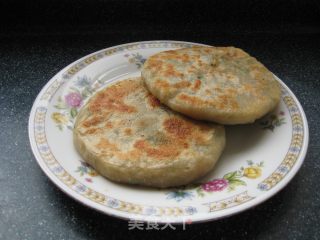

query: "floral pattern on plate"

left=51, top=75, right=109, bottom=130
left=124, top=53, right=146, bottom=69
left=75, top=160, right=99, bottom=183
left=52, top=75, right=94, bottom=130
left=166, top=161, right=264, bottom=202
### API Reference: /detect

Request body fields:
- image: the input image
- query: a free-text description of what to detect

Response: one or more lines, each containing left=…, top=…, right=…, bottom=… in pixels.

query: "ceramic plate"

left=29, top=40, right=309, bottom=224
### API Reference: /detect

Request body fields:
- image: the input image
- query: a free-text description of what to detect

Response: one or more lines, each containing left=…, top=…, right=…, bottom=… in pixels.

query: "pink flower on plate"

left=85, top=178, right=92, bottom=183
left=201, top=179, right=228, bottom=192
left=65, top=92, right=82, bottom=107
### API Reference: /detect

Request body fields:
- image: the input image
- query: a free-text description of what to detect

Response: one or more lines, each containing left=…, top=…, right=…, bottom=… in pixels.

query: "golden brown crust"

left=142, top=46, right=281, bottom=124
left=88, top=80, right=138, bottom=114
left=163, top=118, right=193, bottom=139
left=73, top=77, right=226, bottom=188
left=146, top=93, right=161, bottom=108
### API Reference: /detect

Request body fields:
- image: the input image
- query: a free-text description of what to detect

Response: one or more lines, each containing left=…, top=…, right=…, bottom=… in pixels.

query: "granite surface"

left=0, top=1, right=320, bottom=239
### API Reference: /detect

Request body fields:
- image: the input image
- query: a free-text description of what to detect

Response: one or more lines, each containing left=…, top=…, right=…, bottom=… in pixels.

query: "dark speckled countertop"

left=0, top=0, right=320, bottom=239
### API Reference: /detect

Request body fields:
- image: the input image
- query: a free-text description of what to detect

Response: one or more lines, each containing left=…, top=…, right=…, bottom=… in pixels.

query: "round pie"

left=73, top=77, right=226, bottom=188
left=142, top=47, right=281, bottom=124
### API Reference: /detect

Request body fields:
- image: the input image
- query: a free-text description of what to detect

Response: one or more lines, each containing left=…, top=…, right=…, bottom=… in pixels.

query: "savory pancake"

left=73, top=77, right=225, bottom=188
left=142, top=47, right=281, bottom=124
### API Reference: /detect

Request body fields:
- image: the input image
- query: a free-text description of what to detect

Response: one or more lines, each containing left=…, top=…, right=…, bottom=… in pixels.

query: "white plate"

left=29, top=40, right=309, bottom=224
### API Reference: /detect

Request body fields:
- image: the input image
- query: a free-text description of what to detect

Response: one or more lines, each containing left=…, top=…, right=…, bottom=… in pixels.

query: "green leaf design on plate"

left=223, top=171, right=238, bottom=181
left=228, top=179, right=246, bottom=187
left=196, top=187, right=205, bottom=197
left=70, top=108, right=78, bottom=118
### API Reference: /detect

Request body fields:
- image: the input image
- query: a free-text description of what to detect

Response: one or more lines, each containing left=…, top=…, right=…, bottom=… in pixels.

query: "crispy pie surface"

left=142, top=47, right=281, bottom=124
left=74, top=77, right=225, bottom=187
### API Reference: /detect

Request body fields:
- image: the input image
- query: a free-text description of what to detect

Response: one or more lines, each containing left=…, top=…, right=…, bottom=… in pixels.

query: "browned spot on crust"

left=216, top=95, right=239, bottom=110
left=172, top=81, right=191, bottom=88
left=164, top=117, right=212, bottom=145
left=133, top=139, right=180, bottom=159
left=146, top=59, right=162, bottom=70
left=164, top=64, right=174, bottom=76
left=96, top=138, right=119, bottom=151
left=243, top=83, right=260, bottom=98
left=155, top=79, right=170, bottom=89
left=83, top=128, right=101, bottom=135
left=147, top=94, right=161, bottom=108
left=216, top=95, right=228, bottom=109
left=105, top=122, right=113, bottom=129
left=163, top=118, right=193, bottom=139
left=192, top=79, right=201, bottom=91
left=163, top=64, right=183, bottom=78
left=178, top=94, right=206, bottom=106
left=88, top=81, right=138, bottom=114
left=124, top=128, right=132, bottom=136
left=181, top=53, right=190, bottom=63
left=82, top=116, right=103, bottom=128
